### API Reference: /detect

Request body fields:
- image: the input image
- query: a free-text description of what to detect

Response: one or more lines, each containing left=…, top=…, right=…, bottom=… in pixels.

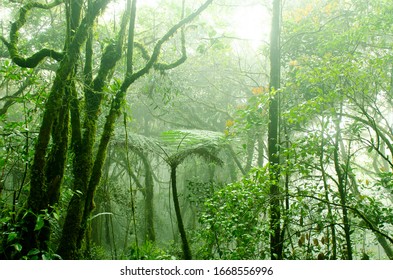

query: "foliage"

left=198, top=168, right=270, bottom=259
left=1, top=0, right=393, bottom=260
left=125, top=241, right=177, bottom=260
left=0, top=206, right=62, bottom=259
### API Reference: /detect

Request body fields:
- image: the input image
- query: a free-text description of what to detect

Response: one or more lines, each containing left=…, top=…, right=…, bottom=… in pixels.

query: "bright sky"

left=103, top=0, right=271, bottom=50
left=1, top=0, right=271, bottom=52
left=136, top=0, right=271, bottom=42
left=140, top=0, right=160, bottom=7
left=0, top=7, right=12, bottom=25
left=232, top=3, right=271, bottom=49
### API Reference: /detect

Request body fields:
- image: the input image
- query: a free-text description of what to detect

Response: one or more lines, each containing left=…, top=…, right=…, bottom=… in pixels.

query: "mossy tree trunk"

left=57, top=0, right=132, bottom=259
left=268, top=0, right=283, bottom=260
left=1, top=0, right=109, bottom=257
left=139, top=153, right=155, bottom=243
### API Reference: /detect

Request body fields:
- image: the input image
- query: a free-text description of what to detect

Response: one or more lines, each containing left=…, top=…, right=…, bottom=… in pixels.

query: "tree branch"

left=1, top=0, right=64, bottom=68
left=292, top=193, right=393, bottom=245
left=121, top=0, right=213, bottom=91
left=0, top=78, right=33, bottom=116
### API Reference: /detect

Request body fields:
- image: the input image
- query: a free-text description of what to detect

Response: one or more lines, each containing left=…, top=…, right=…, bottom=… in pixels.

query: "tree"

left=161, top=129, right=223, bottom=259
left=280, top=0, right=393, bottom=259
left=268, top=0, right=283, bottom=260
left=2, top=0, right=392, bottom=261
left=1, top=0, right=213, bottom=259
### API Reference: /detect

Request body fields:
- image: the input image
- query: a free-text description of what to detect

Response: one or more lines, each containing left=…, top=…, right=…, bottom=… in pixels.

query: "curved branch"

left=1, top=0, right=64, bottom=68
left=154, top=1, right=187, bottom=72
left=121, top=0, right=213, bottom=91
left=0, top=77, right=33, bottom=116
left=340, top=112, right=393, bottom=161
left=134, top=41, right=150, bottom=61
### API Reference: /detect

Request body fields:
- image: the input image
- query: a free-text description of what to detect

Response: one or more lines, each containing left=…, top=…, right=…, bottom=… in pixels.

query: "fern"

left=116, top=129, right=224, bottom=166
left=160, top=129, right=224, bottom=150
left=160, top=129, right=224, bottom=167
left=116, top=132, right=162, bottom=155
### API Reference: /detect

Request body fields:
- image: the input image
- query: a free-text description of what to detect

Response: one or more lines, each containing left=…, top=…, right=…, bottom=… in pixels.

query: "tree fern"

left=160, top=129, right=224, bottom=167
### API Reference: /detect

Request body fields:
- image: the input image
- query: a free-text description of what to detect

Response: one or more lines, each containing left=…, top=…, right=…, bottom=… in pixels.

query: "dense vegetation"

left=0, top=0, right=392, bottom=260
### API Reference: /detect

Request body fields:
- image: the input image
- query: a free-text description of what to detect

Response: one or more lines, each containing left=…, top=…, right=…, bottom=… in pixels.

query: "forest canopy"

left=0, top=0, right=392, bottom=260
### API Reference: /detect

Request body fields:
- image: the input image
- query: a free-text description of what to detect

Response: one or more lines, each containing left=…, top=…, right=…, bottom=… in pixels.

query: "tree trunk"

left=58, top=1, right=132, bottom=259
left=320, top=116, right=337, bottom=259
left=3, top=0, right=213, bottom=259
left=268, top=0, right=283, bottom=260
left=141, top=155, right=155, bottom=242
left=21, top=0, right=109, bottom=254
left=170, top=165, right=192, bottom=260
left=333, top=105, right=353, bottom=260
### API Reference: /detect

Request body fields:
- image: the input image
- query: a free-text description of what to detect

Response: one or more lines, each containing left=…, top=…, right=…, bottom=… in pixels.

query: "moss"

left=141, top=154, right=155, bottom=242
left=57, top=194, right=86, bottom=259
left=0, top=0, right=64, bottom=68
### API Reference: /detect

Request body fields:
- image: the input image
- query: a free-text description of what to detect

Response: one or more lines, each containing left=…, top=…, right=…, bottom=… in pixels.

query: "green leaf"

left=7, top=232, right=18, bottom=243
left=53, top=212, right=59, bottom=221
left=0, top=216, right=11, bottom=224
left=75, top=190, right=83, bottom=196
left=13, top=243, right=22, bottom=252
left=27, top=248, right=40, bottom=256
left=34, top=215, right=44, bottom=231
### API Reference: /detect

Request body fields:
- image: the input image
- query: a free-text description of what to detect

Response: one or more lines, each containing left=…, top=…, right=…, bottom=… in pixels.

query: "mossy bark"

left=0, top=0, right=212, bottom=260
left=57, top=1, right=130, bottom=258
left=17, top=0, right=110, bottom=257
left=11, top=0, right=212, bottom=259
left=142, top=155, right=155, bottom=242
left=22, top=74, right=68, bottom=254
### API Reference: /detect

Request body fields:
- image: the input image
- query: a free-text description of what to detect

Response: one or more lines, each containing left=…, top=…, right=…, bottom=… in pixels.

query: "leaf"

left=13, top=243, right=22, bottom=252
left=53, top=212, right=59, bottom=221
left=0, top=216, right=11, bottom=224
left=75, top=190, right=83, bottom=196
left=7, top=232, right=18, bottom=243
left=34, top=215, right=44, bottom=231
left=27, top=248, right=40, bottom=256
left=161, top=129, right=224, bottom=154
